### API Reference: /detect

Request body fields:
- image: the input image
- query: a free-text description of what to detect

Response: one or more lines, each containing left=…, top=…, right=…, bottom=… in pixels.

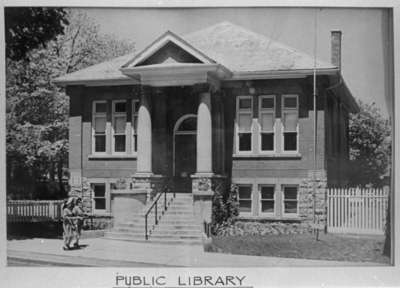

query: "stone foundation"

left=298, top=170, right=327, bottom=231
left=216, top=220, right=313, bottom=236
left=68, top=176, right=92, bottom=214
left=83, top=215, right=113, bottom=231
left=221, top=170, right=328, bottom=235
left=131, top=174, right=166, bottom=203
left=192, top=174, right=226, bottom=226
left=111, top=190, right=147, bottom=224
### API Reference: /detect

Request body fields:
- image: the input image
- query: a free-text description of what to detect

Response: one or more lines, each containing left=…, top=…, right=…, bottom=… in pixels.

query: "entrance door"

left=173, top=115, right=197, bottom=192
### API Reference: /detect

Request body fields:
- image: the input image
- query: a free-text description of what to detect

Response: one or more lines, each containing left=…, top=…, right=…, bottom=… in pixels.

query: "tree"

left=5, top=7, right=69, bottom=60
left=348, top=100, right=391, bottom=187
left=6, top=9, right=135, bottom=199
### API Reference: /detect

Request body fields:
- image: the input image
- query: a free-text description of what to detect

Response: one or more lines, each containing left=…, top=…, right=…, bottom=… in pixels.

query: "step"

left=104, top=235, right=202, bottom=245
left=150, top=229, right=201, bottom=235
left=158, top=220, right=198, bottom=225
left=149, top=234, right=202, bottom=240
left=104, top=231, right=202, bottom=241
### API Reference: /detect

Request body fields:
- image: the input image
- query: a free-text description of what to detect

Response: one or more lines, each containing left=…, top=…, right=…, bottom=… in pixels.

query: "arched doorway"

left=173, top=114, right=197, bottom=192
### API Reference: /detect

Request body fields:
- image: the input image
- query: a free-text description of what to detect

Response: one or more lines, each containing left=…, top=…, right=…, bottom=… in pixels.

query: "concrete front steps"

left=104, top=193, right=203, bottom=245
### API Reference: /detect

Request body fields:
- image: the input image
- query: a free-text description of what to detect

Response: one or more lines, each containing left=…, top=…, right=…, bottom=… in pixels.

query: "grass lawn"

left=208, top=233, right=390, bottom=264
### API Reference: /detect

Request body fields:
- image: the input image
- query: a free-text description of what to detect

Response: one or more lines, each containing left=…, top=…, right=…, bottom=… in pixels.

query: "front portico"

left=124, top=82, right=225, bottom=226
left=131, top=83, right=218, bottom=186
left=121, top=31, right=230, bottom=204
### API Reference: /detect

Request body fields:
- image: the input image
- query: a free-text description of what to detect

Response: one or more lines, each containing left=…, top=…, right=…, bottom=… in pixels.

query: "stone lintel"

left=132, top=172, right=154, bottom=178
left=191, top=172, right=214, bottom=179
left=111, top=189, right=147, bottom=195
left=192, top=190, right=214, bottom=197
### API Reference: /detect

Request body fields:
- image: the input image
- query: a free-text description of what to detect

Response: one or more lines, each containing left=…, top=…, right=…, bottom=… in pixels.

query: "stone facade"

left=228, top=169, right=328, bottom=235
left=298, top=169, right=328, bottom=230
left=192, top=175, right=226, bottom=226
left=131, top=174, right=166, bottom=203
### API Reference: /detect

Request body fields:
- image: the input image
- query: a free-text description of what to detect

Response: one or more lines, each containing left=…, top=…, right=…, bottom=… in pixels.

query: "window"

left=92, top=183, right=106, bottom=212
left=283, top=185, right=299, bottom=215
left=260, top=185, right=275, bottom=214
left=237, top=185, right=252, bottom=214
left=112, top=100, right=127, bottom=153
left=282, top=95, right=299, bottom=152
left=92, top=99, right=139, bottom=156
left=92, top=101, right=107, bottom=153
left=132, top=100, right=139, bottom=152
left=259, top=96, right=275, bottom=152
left=236, top=96, right=253, bottom=153
left=235, top=182, right=300, bottom=218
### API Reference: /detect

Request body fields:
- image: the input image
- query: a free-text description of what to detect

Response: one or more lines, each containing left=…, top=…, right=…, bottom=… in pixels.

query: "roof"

left=53, top=52, right=134, bottom=84
left=54, top=21, right=336, bottom=85
left=183, top=21, right=335, bottom=72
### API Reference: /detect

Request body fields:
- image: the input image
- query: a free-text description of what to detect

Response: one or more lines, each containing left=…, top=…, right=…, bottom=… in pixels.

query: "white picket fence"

left=7, top=200, right=64, bottom=223
left=327, top=187, right=389, bottom=235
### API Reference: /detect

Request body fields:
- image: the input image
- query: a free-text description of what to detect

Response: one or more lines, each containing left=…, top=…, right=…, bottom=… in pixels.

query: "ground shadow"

left=7, top=222, right=63, bottom=240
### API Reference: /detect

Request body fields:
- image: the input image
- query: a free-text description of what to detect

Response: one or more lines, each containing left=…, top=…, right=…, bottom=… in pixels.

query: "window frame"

left=92, top=100, right=108, bottom=155
left=111, top=100, right=128, bottom=154
left=281, top=94, right=299, bottom=154
left=282, top=185, right=299, bottom=217
left=259, top=184, right=276, bottom=216
left=235, top=96, right=254, bottom=154
left=91, top=183, right=107, bottom=214
left=237, top=184, right=253, bottom=216
left=258, top=95, right=276, bottom=154
left=131, top=99, right=139, bottom=154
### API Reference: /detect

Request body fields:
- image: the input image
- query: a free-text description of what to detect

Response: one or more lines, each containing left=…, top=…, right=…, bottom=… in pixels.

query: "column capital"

left=140, top=85, right=153, bottom=97
left=192, top=83, right=211, bottom=95
left=152, top=86, right=165, bottom=97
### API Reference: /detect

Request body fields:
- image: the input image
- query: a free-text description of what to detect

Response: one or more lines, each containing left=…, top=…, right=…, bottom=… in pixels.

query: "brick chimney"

left=331, top=30, right=342, bottom=70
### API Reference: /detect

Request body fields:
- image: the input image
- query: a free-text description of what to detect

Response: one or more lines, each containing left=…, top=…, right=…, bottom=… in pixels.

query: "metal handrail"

left=144, top=183, right=175, bottom=240
left=203, top=220, right=212, bottom=238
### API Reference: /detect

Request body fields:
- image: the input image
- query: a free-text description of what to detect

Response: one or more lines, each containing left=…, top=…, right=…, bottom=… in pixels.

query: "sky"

left=82, top=7, right=391, bottom=117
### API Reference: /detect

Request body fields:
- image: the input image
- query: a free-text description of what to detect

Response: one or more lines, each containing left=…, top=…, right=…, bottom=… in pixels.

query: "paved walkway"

left=7, top=237, right=384, bottom=267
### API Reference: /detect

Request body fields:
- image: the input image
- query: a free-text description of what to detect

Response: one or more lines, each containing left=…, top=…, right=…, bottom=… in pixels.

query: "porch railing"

left=144, top=184, right=175, bottom=240
left=7, top=200, right=64, bottom=223
left=203, top=220, right=212, bottom=238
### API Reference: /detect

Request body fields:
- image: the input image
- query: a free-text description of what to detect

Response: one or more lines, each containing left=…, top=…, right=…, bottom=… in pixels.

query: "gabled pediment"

left=122, top=31, right=215, bottom=68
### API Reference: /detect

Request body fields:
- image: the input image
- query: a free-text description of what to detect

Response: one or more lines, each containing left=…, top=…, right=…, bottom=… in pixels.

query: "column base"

left=191, top=174, right=227, bottom=227
left=111, top=189, right=147, bottom=225
left=132, top=173, right=166, bottom=202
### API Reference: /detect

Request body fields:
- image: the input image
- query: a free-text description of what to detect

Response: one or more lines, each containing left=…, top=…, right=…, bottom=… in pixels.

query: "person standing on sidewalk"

left=62, top=197, right=75, bottom=250
left=72, top=197, right=86, bottom=248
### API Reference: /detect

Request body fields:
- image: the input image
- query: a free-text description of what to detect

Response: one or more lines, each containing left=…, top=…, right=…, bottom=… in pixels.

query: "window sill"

left=233, top=153, right=301, bottom=159
left=237, top=215, right=302, bottom=222
left=88, top=154, right=137, bottom=160
left=88, top=212, right=112, bottom=218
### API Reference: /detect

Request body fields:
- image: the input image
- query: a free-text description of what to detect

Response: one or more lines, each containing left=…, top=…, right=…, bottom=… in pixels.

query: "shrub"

left=211, top=183, right=239, bottom=234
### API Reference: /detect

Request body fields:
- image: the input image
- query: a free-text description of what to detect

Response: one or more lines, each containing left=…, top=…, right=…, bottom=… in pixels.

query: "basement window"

left=238, top=185, right=252, bottom=214
left=92, top=183, right=106, bottom=212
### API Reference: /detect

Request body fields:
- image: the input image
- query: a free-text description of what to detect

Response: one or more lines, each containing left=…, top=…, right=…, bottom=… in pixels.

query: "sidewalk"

left=7, top=237, right=385, bottom=267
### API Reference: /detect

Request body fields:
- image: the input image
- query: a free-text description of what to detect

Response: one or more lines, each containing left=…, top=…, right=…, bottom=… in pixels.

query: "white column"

left=196, top=91, right=212, bottom=174
left=136, top=87, right=152, bottom=174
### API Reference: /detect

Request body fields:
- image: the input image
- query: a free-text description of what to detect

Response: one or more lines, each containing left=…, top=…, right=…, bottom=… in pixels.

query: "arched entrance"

left=173, top=114, right=197, bottom=192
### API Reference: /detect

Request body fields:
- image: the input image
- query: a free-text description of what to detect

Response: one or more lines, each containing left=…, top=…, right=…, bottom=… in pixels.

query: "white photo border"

left=0, top=1, right=399, bottom=287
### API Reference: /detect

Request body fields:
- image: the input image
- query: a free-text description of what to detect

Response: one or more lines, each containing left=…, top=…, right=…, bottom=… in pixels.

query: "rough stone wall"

left=300, top=169, right=327, bottom=230
left=217, top=221, right=312, bottom=236
left=82, top=215, right=112, bottom=230
left=223, top=170, right=327, bottom=235
left=131, top=175, right=166, bottom=204
left=68, top=176, right=94, bottom=214
left=192, top=176, right=226, bottom=226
